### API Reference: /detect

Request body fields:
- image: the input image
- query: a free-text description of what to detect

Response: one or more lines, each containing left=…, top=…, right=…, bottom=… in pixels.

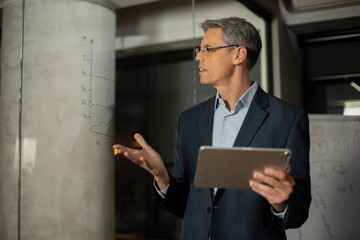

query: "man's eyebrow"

left=201, top=44, right=214, bottom=48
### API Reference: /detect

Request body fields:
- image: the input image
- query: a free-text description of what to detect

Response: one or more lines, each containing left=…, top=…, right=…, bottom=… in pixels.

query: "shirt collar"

left=214, top=81, right=258, bottom=111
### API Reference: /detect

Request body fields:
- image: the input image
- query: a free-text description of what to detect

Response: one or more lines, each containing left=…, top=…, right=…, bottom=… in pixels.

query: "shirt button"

left=207, top=207, right=212, bottom=213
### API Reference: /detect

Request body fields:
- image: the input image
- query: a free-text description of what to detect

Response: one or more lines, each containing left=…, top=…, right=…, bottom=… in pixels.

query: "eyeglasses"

left=195, top=45, right=239, bottom=55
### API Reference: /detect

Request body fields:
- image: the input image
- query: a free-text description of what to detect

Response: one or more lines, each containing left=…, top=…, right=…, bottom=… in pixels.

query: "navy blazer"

left=153, top=86, right=311, bottom=240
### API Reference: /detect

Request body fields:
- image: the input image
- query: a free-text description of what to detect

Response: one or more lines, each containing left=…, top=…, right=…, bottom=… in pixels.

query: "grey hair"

left=200, top=17, right=262, bottom=70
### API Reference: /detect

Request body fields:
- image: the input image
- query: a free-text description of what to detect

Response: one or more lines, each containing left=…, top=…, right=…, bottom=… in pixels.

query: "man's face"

left=196, top=28, right=235, bottom=88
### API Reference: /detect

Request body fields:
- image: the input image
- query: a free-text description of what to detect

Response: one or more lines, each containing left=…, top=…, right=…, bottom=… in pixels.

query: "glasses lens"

left=195, top=47, right=200, bottom=55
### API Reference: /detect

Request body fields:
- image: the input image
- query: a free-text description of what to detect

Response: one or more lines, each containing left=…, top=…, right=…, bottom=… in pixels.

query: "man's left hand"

left=249, top=165, right=295, bottom=213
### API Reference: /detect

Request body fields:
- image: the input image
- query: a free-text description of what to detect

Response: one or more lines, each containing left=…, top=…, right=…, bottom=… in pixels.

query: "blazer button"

left=207, top=207, right=211, bottom=213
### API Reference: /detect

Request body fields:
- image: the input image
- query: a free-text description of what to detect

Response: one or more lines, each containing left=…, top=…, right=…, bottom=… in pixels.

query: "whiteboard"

left=286, top=114, right=360, bottom=240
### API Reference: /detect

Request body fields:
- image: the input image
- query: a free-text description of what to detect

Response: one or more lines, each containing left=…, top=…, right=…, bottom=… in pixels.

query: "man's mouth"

left=199, top=68, right=206, bottom=72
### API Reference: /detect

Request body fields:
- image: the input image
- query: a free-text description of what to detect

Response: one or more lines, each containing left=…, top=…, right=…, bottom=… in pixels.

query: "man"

left=113, top=17, right=311, bottom=239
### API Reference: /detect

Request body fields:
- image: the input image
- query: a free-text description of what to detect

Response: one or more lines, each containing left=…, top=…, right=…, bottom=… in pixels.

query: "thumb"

left=285, top=165, right=292, bottom=174
left=134, top=133, right=149, bottom=149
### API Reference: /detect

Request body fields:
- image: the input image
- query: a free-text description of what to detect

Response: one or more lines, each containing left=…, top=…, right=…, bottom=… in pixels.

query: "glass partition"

left=0, top=0, right=24, bottom=239
left=114, top=1, right=196, bottom=238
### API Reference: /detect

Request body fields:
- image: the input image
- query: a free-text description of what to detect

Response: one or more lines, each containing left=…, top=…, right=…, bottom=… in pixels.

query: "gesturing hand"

left=249, top=165, right=295, bottom=213
left=113, top=133, right=169, bottom=189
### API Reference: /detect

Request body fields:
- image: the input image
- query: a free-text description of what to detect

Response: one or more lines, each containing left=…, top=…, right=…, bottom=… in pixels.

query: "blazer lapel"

left=233, top=86, right=269, bottom=147
left=198, top=97, right=216, bottom=203
left=198, top=97, right=215, bottom=147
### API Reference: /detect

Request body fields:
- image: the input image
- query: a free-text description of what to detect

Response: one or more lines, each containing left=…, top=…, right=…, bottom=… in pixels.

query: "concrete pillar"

left=0, top=0, right=115, bottom=239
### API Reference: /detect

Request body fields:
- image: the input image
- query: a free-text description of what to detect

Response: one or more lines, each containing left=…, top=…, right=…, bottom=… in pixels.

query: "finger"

left=250, top=180, right=290, bottom=205
left=253, top=171, right=282, bottom=189
left=134, top=133, right=149, bottom=149
left=113, top=144, right=143, bottom=162
left=254, top=170, right=295, bottom=190
left=123, top=150, right=146, bottom=166
left=263, top=167, right=296, bottom=188
left=250, top=180, right=277, bottom=198
left=264, top=168, right=287, bottom=181
left=123, top=151, right=137, bottom=160
left=113, top=144, right=131, bottom=153
left=113, top=144, right=130, bottom=155
left=285, top=165, right=292, bottom=174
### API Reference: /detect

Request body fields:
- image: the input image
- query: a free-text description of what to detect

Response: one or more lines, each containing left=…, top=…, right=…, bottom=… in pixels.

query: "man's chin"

left=199, top=79, right=210, bottom=86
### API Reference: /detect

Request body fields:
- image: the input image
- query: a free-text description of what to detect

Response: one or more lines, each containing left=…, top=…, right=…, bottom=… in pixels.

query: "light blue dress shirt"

left=212, top=81, right=258, bottom=148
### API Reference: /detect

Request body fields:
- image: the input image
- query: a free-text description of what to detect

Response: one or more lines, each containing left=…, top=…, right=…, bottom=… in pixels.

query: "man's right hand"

left=113, top=133, right=169, bottom=190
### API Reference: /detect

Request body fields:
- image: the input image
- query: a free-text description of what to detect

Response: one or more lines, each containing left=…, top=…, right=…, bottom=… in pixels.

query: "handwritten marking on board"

left=337, top=185, right=346, bottom=192
left=354, top=130, right=360, bottom=149
left=82, top=55, right=92, bottom=63
left=311, top=139, right=328, bottom=178
left=312, top=139, right=328, bottom=155
left=311, top=123, right=323, bottom=137
left=81, top=85, right=90, bottom=93
left=313, top=190, right=328, bottom=212
left=337, top=168, right=349, bottom=175
left=334, top=138, right=349, bottom=152
left=321, top=213, right=335, bottom=240
left=310, top=187, right=337, bottom=239
left=337, top=183, right=360, bottom=195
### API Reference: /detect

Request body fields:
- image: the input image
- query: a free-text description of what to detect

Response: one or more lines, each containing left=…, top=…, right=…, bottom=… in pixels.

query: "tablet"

left=194, top=146, right=292, bottom=189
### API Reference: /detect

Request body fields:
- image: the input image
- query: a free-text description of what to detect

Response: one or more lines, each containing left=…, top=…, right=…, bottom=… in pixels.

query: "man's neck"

left=216, top=73, right=251, bottom=111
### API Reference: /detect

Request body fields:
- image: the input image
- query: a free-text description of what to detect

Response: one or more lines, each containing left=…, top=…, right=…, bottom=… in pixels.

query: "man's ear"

left=233, top=46, right=247, bottom=66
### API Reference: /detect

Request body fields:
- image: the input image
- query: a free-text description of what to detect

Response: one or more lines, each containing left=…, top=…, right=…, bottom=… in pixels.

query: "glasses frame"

left=195, top=45, right=240, bottom=55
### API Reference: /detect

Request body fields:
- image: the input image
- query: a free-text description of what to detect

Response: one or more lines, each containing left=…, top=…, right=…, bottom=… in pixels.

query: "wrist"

left=154, top=171, right=169, bottom=190
left=272, top=201, right=288, bottom=213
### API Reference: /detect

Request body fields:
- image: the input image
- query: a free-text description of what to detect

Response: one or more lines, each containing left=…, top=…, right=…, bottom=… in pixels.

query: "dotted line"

left=89, top=74, right=114, bottom=82
left=91, top=103, right=113, bottom=110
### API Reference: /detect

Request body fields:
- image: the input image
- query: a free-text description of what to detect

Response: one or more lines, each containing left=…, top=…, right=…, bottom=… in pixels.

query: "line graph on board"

left=81, top=35, right=115, bottom=146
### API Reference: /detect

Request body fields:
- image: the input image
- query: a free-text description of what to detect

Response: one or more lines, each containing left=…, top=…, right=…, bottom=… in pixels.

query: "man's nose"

left=195, top=51, right=203, bottom=62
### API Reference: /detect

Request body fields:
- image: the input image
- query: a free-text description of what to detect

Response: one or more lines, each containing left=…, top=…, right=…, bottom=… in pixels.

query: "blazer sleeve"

left=152, top=113, right=190, bottom=218
left=272, top=109, right=311, bottom=229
